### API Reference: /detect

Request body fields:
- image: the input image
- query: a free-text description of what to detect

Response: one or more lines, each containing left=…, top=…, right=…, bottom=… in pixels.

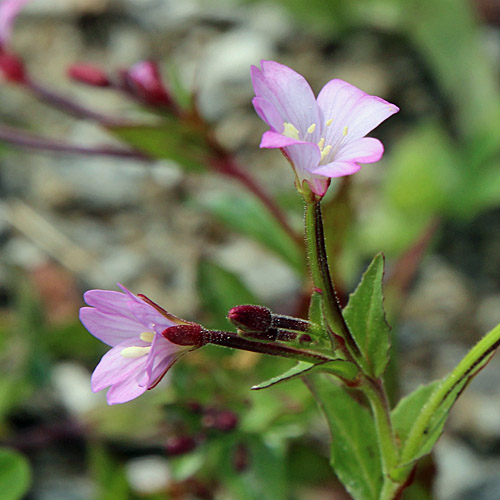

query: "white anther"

left=120, top=346, right=152, bottom=358
left=283, top=122, right=300, bottom=140
left=140, top=331, right=155, bottom=343
left=307, top=123, right=317, bottom=134
left=326, top=119, right=333, bottom=126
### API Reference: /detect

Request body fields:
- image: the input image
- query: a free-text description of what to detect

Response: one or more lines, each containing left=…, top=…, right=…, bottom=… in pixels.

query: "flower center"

left=282, top=119, right=334, bottom=162
left=120, top=331, right=155, bottom=358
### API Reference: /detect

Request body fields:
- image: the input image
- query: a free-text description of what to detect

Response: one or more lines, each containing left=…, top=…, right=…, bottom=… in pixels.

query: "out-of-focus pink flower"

left=251, top=60, right=399, bottom=197
left=0, top=0, right=29, bottom=50
left=125, top=60, right=172, bottom=107
left=79, top=284, right=200, bottom=405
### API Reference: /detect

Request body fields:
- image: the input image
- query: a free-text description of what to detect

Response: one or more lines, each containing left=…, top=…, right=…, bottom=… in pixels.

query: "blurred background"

left=1, top=0, right=500, bottom=499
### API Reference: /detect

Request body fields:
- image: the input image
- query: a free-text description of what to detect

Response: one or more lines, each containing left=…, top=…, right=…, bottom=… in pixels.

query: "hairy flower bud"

left=227, top=305, right=272, bottom=333
left=162, top=324, right=205, bottom=346
left=67, top=63, right=110, bottom=87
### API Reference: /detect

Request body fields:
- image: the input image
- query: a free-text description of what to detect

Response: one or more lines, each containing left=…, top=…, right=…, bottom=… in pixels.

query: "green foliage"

left=252, top=360, right=357, bottom=390
left=343, top=253, right=391, bottom=377
left=0, top=448, right=31, bottom=500
left=308, top=374, right=382, bottom=500
left=107, top=119, right=207, bottom=172
left=199, top=192, right=304, bottom=272
left=197, top=259, right=260, bottom=329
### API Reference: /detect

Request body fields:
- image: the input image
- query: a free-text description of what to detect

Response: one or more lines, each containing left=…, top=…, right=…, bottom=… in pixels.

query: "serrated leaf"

left=197, top=259, right=259, bottom=329
left=199, top=192, right=303, bottom=272
left=307, top=374, right=382, bottom=500
left=252, top=360, right=357, bottom=390
left=107, top=119, right=207, bottom=171
left=343, top=253, right=391, bottom=377
left=0, top=448, right=31, bottom=500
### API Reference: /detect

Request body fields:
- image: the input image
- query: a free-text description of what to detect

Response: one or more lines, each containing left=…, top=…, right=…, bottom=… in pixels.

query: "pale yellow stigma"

left=320, top=145, right=332, bottom=160
left=140, top=331, right=155, bottom=343
left=317, top=138, right=325, bottom=150
left=326, top=119, right=333, bottom=126
left=343, top=126, right=348, bottom=136
left=283, top=122, right=300, bottom=140
left=120, top=346, right=152, bottom=358
left=307, top=123, right=316, bottom=134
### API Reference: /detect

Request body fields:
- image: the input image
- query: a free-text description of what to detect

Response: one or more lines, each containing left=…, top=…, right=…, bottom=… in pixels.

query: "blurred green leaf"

left=107, top=119, right=207, bottom=172
left=199, top=192, right=304, bottom=272
left=197, top=259, right=260, bottom=329
left=88, top=441, right=130, bottom=500
left=0, top=448, right=31, bottom=500
left=343, top=253, right=390, bottom=378
left=252, top=360, right=357, bottom=390
left=403, top=0, right=500, bottom=138
left=307, top=374, right=382, bottom=500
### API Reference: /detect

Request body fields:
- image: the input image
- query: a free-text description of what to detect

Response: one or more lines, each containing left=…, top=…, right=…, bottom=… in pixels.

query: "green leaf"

left=0, top=448, right=31, bottom=500
left=107, top=119, right=207, bottom=171
left=197, top=259, right=260, bottom=329
left=343, top=253, right=391, bottom=377
left=307, top=374, right=382, bottom=500
left=252, top=360, right=358, bottom=390
left=198, top=192, right=303, bottom=272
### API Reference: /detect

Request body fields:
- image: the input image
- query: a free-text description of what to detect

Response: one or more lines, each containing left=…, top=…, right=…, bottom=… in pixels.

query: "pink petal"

left=260, top=130, right=304, bottom=149
left=0, top=0, right=29, bottom=47
left=83, top=289, right=137, bottom=321
left=127, top=299, right=176, bottom=333
left=251, top=60, right=320, bottom=137
left=105, top=377, right=147, bottom=405
left=335, top=137, right=384, bottom=164
left=140, top=334, right=185, bottom=387
left=317, top=79, right=399, bottom=145
left=252, top=97, right=284, bottom=131
left=79, top=307, right=143, bottom=346
left=91, top=339, right=149, bottom=393
left=311, top=161, right=362, bottom=178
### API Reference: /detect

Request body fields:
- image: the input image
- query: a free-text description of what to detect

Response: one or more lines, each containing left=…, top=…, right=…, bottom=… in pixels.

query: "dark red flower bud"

left=202, top=409, right=238, bottom=432
left=165, top=435, right=197, bottom=456
left=162, top=324, right=204, bottom=346
left=227, top=305, right=272, bottom=332
left=0, top=52, right=26, bottom=83
left=125, top=60, right=172, bottom=107
left=67, top=63, right=110, bottom=87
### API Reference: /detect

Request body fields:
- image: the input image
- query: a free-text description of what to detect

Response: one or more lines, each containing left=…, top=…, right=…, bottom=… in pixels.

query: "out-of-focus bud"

left=227, top=305, right=272, bottom=333
left=67, top=63, right=110, bottom=87
left=125, top=60, right=172, bottom=107
left=202, top=408, right=239, bottom=432
left=0, top=51, right=25, bottom=83
left=165, top=435, right=197, bottom=456
left=233, top=443, right=249, bottom=472
left=162, top=324, right=205, bottom=346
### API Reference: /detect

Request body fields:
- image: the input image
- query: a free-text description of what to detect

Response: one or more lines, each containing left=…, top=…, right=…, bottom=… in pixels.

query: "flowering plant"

left=2, top=3, right=500, bottom=499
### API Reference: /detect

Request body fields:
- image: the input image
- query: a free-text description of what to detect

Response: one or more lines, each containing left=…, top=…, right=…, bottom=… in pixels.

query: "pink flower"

left=79, top=284, right=199, bottom=405
left=0, top=0, right=29, bottom=50
left=251, top=60, right=399, bottom=197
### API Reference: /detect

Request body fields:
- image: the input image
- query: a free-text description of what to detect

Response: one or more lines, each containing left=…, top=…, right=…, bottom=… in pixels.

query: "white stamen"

left=343, top=126, right=348, bottom=136
left=326, top=119, right=333, bottom=126
left=317, top=138, right=325, bottom=150
left=307, top=123, right=316, bottom=134
left=120, top=346, right=152, bottom=358
left=140, top=331, right=155, bottom=343
left=283, top=122, right=300, bottom=140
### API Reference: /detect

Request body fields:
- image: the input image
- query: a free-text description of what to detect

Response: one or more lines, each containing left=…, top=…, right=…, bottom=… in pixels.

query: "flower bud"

left=67, top=63, right=110, bottom=87
left=0, top=52, right=25, bottom=83
left=227, top=305, right=272, bottom=333
left=125, top=60, right=172, bottom=107
left=162, top=324, right=204, bottom=346
left=165, top=435, right=197, bottom=456
left=202, top=409, right=238, bottom=432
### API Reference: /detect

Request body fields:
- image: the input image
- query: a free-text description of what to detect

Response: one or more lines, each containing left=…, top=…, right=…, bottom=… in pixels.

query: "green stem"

left=399, top=322, right=500, bottom=466
left=304, top=199, right=361, bottom=358
left=362, top=379, right=398, bottom=475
